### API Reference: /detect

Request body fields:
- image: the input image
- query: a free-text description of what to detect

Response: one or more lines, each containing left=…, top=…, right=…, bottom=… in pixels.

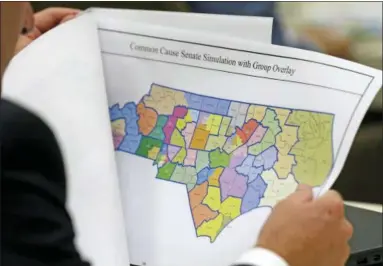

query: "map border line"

left=111, top=83, right=337, bottom=243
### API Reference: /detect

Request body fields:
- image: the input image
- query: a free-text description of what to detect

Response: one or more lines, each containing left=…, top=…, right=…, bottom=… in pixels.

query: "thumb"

left=59, top=13, right=77, bottom=24
left=288, top=183, right=313, bottom=203
left=34, top=8, right=80, bottom=33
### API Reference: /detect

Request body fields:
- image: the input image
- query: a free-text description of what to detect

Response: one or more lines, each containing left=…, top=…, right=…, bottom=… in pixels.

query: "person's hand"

left=15, top=7, right=80, bottom=54
left=256, top=184, right=353, bottom=266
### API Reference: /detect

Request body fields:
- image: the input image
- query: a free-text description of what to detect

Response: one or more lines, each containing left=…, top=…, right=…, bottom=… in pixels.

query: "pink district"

left=182, top=122, right=196, bottom=148
left=163, top=106, right=188, bottom=144
left=163, top=116, right=177, bottom=144
left=229, top=145, right=248, bottom=168
left=168, top=145, right=181, bottom=161
left=173, top=106, right=188, bottom=118
left=246, top=125, right=268, bottom=146
left=113, top=133, right=124, bottom=149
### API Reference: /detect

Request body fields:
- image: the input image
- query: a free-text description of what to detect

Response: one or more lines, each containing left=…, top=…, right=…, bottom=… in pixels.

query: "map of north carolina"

left=109, top=84, right=334, bottom=243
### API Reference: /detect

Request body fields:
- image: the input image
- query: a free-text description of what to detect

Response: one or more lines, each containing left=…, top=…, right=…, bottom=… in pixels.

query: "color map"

left=109, top=84, right=334, bottom=243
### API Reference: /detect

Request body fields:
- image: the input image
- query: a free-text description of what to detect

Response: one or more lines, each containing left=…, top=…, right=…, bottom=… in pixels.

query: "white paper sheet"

left=1, top=11, right=274, bottom=266
left=2, top=11, right=381, bottom=266
left=2, top=15, right=130, bottom=266
left=88, top=7, right=273, bottom=43
left=99, top=18, right=382, bottom=266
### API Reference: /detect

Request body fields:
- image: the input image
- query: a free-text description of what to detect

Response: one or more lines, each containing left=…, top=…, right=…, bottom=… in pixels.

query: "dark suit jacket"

left=1, top=100, right=89, bottom=266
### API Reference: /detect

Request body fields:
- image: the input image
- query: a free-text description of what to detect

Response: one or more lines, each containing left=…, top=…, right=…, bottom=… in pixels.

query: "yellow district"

left=172, top=147, right=187, bottom=163
left=219, top=117, right=231, bottom=136
left=219, top=196, right=241, bottom=220
left=286, top=111, right=333, bottom=186
left=176, top=110, right=193, bottom=131
left=275, top=125, right=298, bottom=155
left=271, top=108, right=291, bottom=125
left=273, top=154, right=296, bottom=178
left=223, top=135, right=243, bottom=154
left=274, top=124, right=298, bottom=178
left=148, top=146, right=160, bottom=160
left=246, top=105, right=267, bottom=122
left=170, top=129, right=186, bottom=147
left=202, top=186, right=221, bottom=211
left=208, top=167, right=224, bottom=187
left=205, top=135, right=227, bottom=151
left=111, top=119, right=126, bottom=135
left=206, top=114, right=223, bottom=135
left=143, top=84, right=188, bottom=115
left=197, top=214, right=223, bottom=242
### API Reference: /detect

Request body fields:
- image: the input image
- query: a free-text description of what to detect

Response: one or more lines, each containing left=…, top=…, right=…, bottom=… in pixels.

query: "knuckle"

left=329, top=190, right=344, bottom=203
left=333, top=198, right=344, bottom=213
left=344, top=244, right=351, bottom=259
left=344, top=220, right=354, bottom=238
left=338, top=243, right=351, bottom=264
left=327, top=191, right=344, bottom=217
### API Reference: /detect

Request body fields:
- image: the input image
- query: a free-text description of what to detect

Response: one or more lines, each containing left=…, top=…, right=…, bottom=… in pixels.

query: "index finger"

left=34, top=7, right=80, bottom=33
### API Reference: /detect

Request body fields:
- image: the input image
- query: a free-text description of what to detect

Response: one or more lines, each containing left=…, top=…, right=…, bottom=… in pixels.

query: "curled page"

left=2, top=14, right=130, bottom=266
left=99, top=19, right=382, bottom=266
left=88, top=7, right=273, bottom=43
left=1, top=10, right=274, bottom=266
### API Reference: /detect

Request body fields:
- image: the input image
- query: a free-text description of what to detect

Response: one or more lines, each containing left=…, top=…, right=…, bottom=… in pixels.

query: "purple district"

left=241, top=175, right=267, bottom=214
left=236, top=155, right=264, bottom=183
left=253, top=146, right=278, bottom=170
left=229, top=145, right=248, bottom=168
left=201, top=97, right=219, bottom=114
left=220, top=168, right=248, bottom=201
left=236, top=155, right=256, bottom=175
left=216, top=99, right=231, bottom=116
left=248, top=166, right=264, bottom=183
left=163, top=116, right=177, bottom=143
left=167, top=145, right=181, bottom=160
left=173, top=106, right=188, bottom=118
left=184, top=93, right=203, bottom=110
left=197, top=112, right=210, bottom=125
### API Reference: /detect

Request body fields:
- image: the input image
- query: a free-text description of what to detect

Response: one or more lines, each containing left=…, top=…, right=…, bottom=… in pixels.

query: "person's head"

left=0, top=2, right=33, bottom=82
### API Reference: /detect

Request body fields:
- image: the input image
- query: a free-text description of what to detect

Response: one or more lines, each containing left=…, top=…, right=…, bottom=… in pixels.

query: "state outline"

left=109, top=83, right=337, bottom=243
